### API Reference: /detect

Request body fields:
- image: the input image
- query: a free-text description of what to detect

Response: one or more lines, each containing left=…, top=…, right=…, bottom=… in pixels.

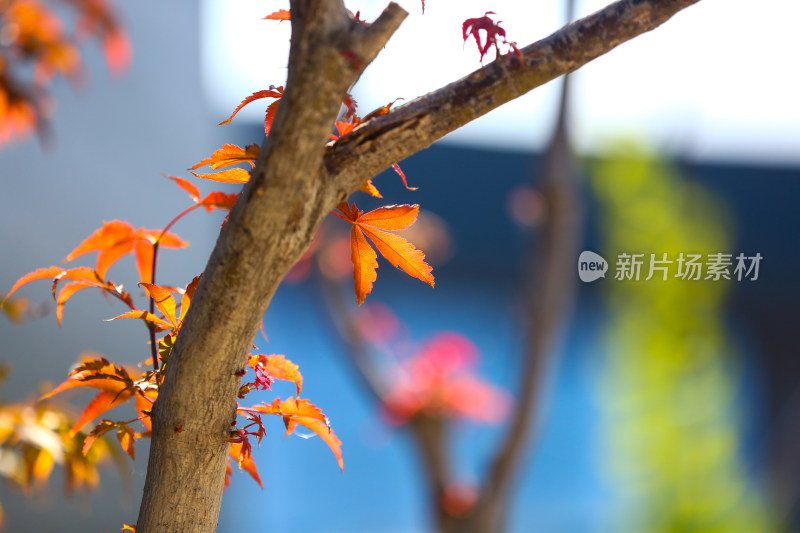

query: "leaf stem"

left=329, top=210, right=352, bottom=223
left=149, top=241, right=160, bottom=373
left=158, top=204, right=201, bottom=243
left=147, top=203, right=203, bottom=374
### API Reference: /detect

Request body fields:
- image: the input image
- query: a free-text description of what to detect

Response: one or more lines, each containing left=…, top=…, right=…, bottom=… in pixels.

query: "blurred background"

left=1, top=0, right=799, bottom=532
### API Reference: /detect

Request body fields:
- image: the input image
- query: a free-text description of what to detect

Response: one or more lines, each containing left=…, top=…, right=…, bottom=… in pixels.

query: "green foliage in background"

left=589, top=146, right=774, bottom=532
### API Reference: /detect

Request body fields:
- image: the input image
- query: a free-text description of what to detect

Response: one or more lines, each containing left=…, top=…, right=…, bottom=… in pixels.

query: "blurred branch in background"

left=589, top=148, right=776, bottom=532
left=0, top=0, right=130, bottom=147
left=309, top=1, right=582, bottom=530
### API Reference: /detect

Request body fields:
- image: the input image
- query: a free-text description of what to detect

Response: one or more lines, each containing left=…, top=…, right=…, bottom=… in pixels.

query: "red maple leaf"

left=246, top=354, right=303, bottom=396
left=462, top=12, right=518, bottom=63
left=381, top=333, right=511, bottom=424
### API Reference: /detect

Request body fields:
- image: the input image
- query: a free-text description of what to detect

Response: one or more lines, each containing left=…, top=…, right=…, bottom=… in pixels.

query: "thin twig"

left=476, top=4, right=582, bottom=529
left=313, top=266, right=387, bottom=402
left=313, top=267, right=454, bottom=527
left=148, top=243, right=159, bottom=372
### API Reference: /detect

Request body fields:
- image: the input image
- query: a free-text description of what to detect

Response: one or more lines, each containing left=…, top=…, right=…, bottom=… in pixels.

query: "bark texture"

left=135, top=1, right=701, bottom=531
left=135, top=1, right=406, bottom=531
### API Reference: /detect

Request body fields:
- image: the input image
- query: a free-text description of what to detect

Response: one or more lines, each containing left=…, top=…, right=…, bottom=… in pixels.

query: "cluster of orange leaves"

left=0, top=365, right=123, bottom=529
left=0, top=5, right=522, bottom=529
left=1, top=212, right=344, bottom=489
left=0, top=0, right=130, bottom=145
left=0, top=8, right=439, bottom=493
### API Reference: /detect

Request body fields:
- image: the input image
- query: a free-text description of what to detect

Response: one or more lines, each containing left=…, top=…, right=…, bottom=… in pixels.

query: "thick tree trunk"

left=134, top=1, right=702, bottom=531
left=134, top=2, right=407, bottom=531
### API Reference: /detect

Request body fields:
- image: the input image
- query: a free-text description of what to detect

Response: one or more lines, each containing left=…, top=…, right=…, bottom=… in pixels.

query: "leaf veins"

left=335, top=203, right=434, bottom=305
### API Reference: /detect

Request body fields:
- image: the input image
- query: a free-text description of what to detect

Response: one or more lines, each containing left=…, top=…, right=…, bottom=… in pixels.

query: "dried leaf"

left=361, top=98, right=402, bottom=123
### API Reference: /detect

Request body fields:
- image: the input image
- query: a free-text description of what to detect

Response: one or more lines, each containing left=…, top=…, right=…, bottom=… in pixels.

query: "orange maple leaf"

left=335, top=203, right=434, bottom=305
left=63, top=220, right=187, bottom=283
left=190, top=168, right=251, bottom=184
left=187, top=143, right=259, bottom=184
left=190, top=144, right=260, bottom=171
left=70, top=0, right=132, bottom=74
left=82, top=420, right=136, bottom=460
left=330, top=120, right=356, bottom=140
left=2, top=265, right=134, bottom=324
left=108, top=277, right=199, bottom=336
left=169, top=176, right=239, bottom=211
left=240, top=398, right=343, bottom=471
left=360, top=98, right=403, bottom=123
left=227, top=443, right=263, bottom=488
left=247, top=354, right=303, bottom=397
left=219, top=87, right=284, bottom=136
left=139, top=283, right=177, bottom=327
left=358, top=179, right=382, bottom=198
left=176, top=275, right=200, bottom=325
left=39, top=356, right=146, bottom=437
left=106, top=309, right=172, bottom=330
left=264, top=9, right=290, bottom=21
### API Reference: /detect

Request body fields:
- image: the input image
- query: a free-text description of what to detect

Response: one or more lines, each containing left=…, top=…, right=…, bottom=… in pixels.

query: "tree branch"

left=135, top=3, right=406, bottom=531
left=133, top=0, right=702, bottom=530
left=314, top=269, right=390, bottom=402
left=314, top=269, right=455, bottom=528
left=477, top=31, right=582, bottom=533
left=325, top=0, right=700, bottom=200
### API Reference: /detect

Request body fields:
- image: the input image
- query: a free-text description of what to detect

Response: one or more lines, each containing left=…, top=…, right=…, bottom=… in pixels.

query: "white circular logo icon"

left=578, top=251, right=608, bottom=282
